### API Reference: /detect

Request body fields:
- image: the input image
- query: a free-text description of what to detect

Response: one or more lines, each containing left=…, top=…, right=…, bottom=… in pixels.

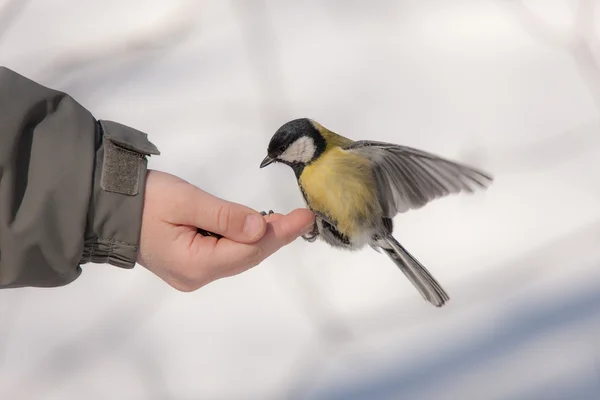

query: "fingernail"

left=244, top=213, right=264, bottom=239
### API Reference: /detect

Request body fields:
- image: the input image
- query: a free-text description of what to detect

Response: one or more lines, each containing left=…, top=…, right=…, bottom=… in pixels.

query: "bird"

left=259, top=118, right=493, bottom=307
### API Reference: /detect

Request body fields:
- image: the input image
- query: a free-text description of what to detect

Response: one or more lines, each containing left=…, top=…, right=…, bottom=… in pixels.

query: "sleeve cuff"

left=80, top=120, right=160, bottom=269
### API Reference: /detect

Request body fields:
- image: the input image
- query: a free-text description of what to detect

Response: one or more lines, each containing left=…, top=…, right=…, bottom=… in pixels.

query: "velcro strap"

left=98, top=120, right=160, bottom=196
left=101, top=139, right=145, bottom=195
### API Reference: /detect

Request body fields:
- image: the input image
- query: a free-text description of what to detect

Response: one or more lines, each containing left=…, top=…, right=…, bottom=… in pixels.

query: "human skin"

left=137, top=170, right=315, bottom=291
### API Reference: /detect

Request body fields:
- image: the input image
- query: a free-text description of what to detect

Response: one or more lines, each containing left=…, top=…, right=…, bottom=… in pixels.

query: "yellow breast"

left=299, top=147, right=382, bottom=236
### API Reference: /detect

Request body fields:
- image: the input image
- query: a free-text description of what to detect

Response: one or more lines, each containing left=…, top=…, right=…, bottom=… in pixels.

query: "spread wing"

left=344, top=141, right=493, bottom=217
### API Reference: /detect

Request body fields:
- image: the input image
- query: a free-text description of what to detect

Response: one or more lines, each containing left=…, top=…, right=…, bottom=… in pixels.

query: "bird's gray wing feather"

left=345, top=141, right=493, bottom=217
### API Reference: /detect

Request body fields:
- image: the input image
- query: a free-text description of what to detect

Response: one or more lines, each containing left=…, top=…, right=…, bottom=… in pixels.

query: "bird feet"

left=302, top=231, right=319, bottom=242
left=260, top=209, right=320, bottom=242
left=301, top=211, right=335, bottom=243
left=301, top=222, right=319, bottom=242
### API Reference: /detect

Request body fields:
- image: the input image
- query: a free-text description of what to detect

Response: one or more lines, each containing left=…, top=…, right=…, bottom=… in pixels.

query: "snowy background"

left=2, top=0, right=600, bottom=399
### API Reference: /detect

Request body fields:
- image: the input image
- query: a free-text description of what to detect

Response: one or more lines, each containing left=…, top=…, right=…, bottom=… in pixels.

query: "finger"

left=208, top=208, right=315, bottom=271
left=176, top=186, right=267, bottom=243
left=258, top=208, right=315, bottom=254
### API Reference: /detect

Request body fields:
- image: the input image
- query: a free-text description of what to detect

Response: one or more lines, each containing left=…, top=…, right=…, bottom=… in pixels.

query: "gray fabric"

left=79, top=119, right=158, bottom=269
left=100, top=120, right=160, bottom=196
left=0, top=66, right=159, bottom=288
left=345, top=141, right=493, bottom=217
left=101, top=120, right=161, bottom=155
left=101, top=137, right=143, bottom=195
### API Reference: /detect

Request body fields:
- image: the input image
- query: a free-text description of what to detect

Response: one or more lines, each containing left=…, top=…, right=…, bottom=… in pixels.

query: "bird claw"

left=302, top=232, right=318, bottom=242
left=300, top=210, right=335, bottom=243
left=258, top=209, right=322, bottom=242
left=301, top=222, right=319, bottom=242
left=302, top=231, right=318, bottom=242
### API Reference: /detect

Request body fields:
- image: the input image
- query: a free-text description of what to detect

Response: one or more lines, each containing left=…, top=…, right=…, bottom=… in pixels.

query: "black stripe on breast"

left=322, top=220, right=351, bottom=245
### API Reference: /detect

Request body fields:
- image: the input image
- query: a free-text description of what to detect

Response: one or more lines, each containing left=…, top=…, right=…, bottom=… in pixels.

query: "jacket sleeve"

left=0, top=67, right=160, bottom=288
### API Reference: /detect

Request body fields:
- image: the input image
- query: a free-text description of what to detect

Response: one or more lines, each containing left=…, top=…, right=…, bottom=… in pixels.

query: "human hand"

left=137, top=170, right=315, bottom=291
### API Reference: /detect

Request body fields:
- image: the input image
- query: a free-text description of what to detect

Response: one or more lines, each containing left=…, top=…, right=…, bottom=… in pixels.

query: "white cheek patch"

left=279, top=136, right=316, bottom=163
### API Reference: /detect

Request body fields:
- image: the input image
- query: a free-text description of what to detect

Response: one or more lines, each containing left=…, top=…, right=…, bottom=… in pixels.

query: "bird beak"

left=260, top=155, right=275, bottom=168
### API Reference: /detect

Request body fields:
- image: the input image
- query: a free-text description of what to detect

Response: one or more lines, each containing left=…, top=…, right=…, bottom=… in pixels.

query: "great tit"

left=260, top=118, right=493, bottom=307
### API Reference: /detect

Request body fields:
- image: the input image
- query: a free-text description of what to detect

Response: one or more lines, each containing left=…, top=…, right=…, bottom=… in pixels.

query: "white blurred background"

left=1, top=0, right=600, bottom=399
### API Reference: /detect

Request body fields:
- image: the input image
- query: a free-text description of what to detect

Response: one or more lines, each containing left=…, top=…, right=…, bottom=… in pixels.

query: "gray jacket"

left=0, top=67, right=160, bottom=288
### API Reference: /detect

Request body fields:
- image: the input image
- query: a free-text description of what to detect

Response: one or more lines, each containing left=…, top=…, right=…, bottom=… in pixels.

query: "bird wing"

left=344, top=141, right=493, bottom=217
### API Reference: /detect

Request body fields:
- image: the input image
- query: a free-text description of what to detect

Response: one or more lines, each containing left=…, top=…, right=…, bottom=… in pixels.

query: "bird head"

left=260, top=118, right=327, bottom=170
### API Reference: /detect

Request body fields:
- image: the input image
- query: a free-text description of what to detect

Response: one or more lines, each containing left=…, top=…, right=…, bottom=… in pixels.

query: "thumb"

left=181, top=186, right=267, bottom=243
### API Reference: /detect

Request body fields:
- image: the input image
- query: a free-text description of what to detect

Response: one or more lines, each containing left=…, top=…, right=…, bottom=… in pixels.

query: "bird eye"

left=277, top=145, right=286, bottom=153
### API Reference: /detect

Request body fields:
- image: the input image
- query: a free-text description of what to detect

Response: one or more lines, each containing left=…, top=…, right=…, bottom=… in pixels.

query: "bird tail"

left=378, top=235, right=449, bottom=307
